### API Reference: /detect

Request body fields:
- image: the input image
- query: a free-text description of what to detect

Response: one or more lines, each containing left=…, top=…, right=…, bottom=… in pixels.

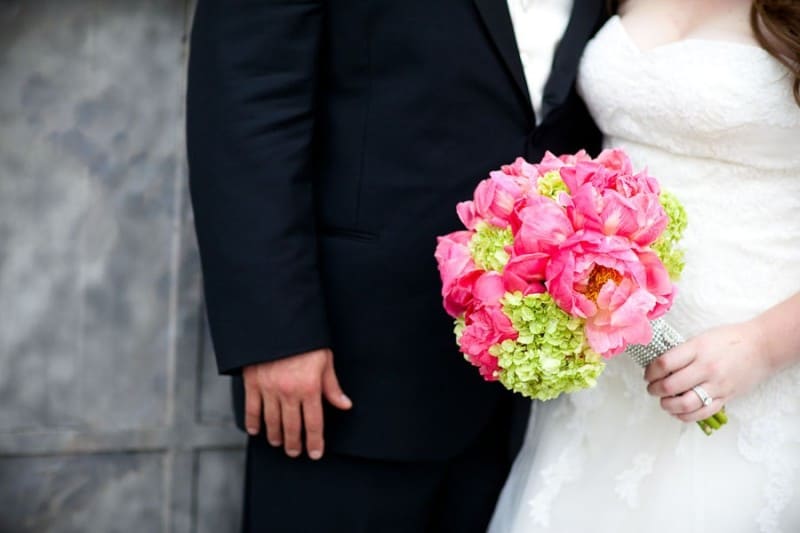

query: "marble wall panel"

left=0, top=0, right=187, bottom=431
left=0, top=1, right=246, bottom=531
left=0, top=452, right=165, bottom=533
left=194, top=449, right=245, bottom=533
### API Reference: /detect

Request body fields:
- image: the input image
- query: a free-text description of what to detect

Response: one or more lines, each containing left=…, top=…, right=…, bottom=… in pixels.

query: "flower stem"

left=696, top=407, right=727, bottom=436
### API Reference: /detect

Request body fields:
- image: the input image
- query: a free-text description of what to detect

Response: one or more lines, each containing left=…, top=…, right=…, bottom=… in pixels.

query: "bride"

left=490, top=1, right=800, bottom=532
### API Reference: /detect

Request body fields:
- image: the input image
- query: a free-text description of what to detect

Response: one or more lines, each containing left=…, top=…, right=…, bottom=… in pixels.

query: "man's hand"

left=243, top=349, right=352, bottom=460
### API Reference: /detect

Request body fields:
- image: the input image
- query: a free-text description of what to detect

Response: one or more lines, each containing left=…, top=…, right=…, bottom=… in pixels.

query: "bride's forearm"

left=750, top=292, right=800, bottom=374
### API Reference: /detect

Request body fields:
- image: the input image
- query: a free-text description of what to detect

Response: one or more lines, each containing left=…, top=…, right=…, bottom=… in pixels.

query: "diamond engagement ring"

left=691, top=385, right=713, bottom=407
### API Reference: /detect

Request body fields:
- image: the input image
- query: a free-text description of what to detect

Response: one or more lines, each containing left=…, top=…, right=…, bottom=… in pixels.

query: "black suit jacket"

left=187, top=0, right=608, bottom=461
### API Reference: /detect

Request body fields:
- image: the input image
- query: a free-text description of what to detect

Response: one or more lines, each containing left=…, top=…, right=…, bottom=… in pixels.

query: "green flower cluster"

left=493, top=292, right=605, bottom=400
left=652, top=190, right=688, bottom=280
left=469, top=222, right=513, bottom=272
left=536, top=170, right=569, bottom=199
left=454, top=316, right=466, bottom=345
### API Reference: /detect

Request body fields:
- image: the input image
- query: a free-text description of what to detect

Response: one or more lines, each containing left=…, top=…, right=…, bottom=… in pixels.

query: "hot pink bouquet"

left=435, top=149, right=689, bottom=402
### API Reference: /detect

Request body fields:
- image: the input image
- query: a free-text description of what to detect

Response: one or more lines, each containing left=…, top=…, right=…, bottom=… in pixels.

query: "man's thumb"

left=322, top=361, right=352, bottom=410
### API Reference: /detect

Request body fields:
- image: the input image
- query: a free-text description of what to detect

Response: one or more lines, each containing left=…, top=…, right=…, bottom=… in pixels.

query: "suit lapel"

left=540, top=0, right=607, bottom=118
left=473, top=0, right=533, bottom=116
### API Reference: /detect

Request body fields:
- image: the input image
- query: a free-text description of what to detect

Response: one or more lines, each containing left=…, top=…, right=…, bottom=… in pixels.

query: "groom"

left=187, top=0, right=606, bottom=531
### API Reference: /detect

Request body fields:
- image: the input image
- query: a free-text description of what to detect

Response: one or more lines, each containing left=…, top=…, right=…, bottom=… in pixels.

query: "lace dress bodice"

left=491, top=15, right=800, bottom=533
left=582, top=15, right=800, bottom=342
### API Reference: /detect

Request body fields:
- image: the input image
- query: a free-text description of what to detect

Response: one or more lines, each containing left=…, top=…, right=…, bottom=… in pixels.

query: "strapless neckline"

left=574, top=14, right=800, bottom=171
left=609, top=14, right=773, bottom=58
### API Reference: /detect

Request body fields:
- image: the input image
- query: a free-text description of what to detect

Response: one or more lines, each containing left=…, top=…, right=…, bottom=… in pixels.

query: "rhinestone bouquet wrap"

left=629, top=318, right=728, bottom=435
left=628, top=318, right=685, bottom=367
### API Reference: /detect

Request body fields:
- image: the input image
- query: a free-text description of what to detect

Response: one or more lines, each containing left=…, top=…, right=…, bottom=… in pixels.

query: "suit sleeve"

left=186, top=0, right=329, bottom=374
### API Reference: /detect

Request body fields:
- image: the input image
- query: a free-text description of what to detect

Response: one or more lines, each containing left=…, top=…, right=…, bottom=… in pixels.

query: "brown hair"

left=751, top=1, right=800, bottom=105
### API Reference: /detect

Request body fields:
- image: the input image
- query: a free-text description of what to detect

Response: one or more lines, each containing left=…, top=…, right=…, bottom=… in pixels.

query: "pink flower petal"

left=473, top=272, right=507, bottom=306
left=503, top=253, right=549, bottom=293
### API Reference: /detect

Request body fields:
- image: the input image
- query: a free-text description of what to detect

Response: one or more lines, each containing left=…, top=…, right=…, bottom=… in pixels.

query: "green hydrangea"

left=493, top=292, right=605, bottom=400
left=537, top=170, right=569, bottom=199
left=454, top=316, right=466, bottom=344
left=469, top=222, right=513, bottom=272
left=453, top=315, right=475, bottom=365
left=652, top=190, right=688, bottom=280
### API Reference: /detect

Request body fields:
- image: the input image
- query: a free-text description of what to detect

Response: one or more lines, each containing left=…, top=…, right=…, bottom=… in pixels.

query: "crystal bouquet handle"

left=629, top=318, right=728, bottom=435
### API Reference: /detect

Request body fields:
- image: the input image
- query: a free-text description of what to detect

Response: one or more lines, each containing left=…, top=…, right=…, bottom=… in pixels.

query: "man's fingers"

left=280, top=399, right=303, bottom=458
left=244, top=351, right=345, bottom=458
left=302, top=397, right=325, bottom=460
left=322, top=362, right=352, bottom=410
left=644, top=343, right=696, bottom=383
left=263, top=393, right=282, bottom=447
left=243, top=379, right=262, bottom=436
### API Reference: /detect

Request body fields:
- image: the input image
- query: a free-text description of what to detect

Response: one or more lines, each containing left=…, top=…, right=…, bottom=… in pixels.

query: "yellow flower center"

left=582, top=266, right=623, bottom=302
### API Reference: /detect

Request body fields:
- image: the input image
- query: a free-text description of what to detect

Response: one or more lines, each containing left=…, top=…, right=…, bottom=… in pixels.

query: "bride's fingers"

left=644, top=343, right=696, bottom=383
left=660, top=386, right=709, bottom=414
left=674, top=397, right=726, bottom=423
left=647, top=362, right=707, bottom=398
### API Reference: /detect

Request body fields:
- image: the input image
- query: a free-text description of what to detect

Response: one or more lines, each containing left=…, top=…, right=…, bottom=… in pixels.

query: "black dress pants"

left=242, top=408, right=515, bottom=533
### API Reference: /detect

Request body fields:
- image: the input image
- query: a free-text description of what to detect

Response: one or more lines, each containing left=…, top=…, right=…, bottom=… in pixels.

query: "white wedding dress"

left=490, top=15, right=800, bottom=533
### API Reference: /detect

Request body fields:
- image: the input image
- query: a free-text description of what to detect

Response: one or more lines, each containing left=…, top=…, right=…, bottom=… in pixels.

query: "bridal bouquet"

left=435, top=150, right=727, bottom=434
left=435, top=149, right=726, bottom=432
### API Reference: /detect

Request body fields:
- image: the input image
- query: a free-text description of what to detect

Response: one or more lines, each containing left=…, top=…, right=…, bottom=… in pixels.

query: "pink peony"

left=625, top=191, right=669, bottom=246
left=474, top=178, right=516, bottom=228
left=560, top=157, right=667, bottom=247
left=472, top=271, right=507, bottom=306
left=535, top=150, right=592, bottom=175
left=608, top=168, right=661, bottom=199
left=460, top=301, right=517, bottom=380
left=595, top=148, right=634, bottom=176
left=443, top=270, right=483, bottom=318
left=513, top=194, right=576, bottom=256
left=456, top=201, right=480, bottom=231
left=545, top=230, right=675, bottom=357
left=560, top=152, right=657, bottom=196
left=584, top=277, right=658, bottom=356
left=637, top=249, right=676, bottom=319
left=457, top=164, right=535, bottom=230
left=498, top=157, right=540, bottom=181
left=435, top=231, right=474, bottom=288
left=435, top=231, right=481, bottom=317
left=564, top=184, right=667, bottom=247
left=502, top=253, right=548, bottom=294
left=559, top=160, right=618, bottom=194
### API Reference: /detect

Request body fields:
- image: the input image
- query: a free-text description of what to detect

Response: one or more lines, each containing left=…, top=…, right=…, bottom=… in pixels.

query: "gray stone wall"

left=0, top=2, right=245, bottom=532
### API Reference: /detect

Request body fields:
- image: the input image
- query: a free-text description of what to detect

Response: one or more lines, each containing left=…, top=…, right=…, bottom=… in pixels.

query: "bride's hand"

left=643, top=321, right=771, bottom=422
